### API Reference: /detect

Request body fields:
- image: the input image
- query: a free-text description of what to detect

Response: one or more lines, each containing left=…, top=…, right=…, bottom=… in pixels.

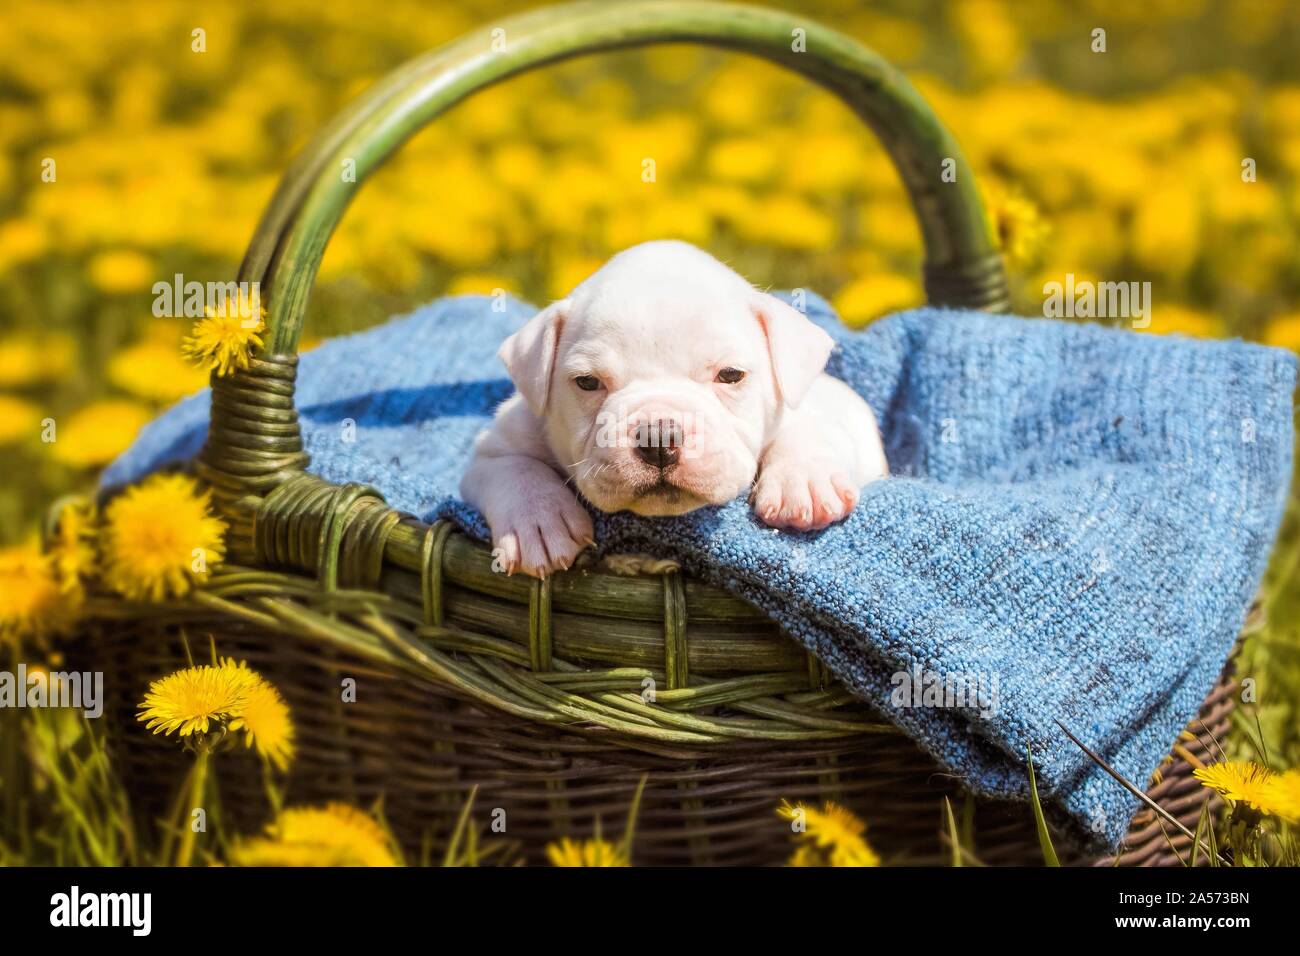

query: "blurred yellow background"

left=2, top=0, right=1300, bottom=869
left=1, top=0, right=1298, bottom=543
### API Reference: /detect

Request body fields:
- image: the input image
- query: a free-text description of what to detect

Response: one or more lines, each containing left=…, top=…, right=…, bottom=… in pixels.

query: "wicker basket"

left=77, top=0, right=1232, bottom=866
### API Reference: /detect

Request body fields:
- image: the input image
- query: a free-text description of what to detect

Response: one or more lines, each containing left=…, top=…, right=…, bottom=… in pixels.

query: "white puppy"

left=461, top=240, right=888, bottom=577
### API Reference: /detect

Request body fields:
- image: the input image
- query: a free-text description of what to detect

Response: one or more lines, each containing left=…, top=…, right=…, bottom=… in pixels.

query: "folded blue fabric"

left=103, top=293, right=1296, bottom=850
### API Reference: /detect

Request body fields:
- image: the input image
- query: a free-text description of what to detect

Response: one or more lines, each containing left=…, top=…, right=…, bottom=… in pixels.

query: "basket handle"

left=201, top=0, right=1007, bottom=529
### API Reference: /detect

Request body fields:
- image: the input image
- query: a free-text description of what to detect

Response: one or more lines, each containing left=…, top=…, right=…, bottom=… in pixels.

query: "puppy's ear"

left=498, top=300, right=568, bottom=416
left=752, top=293, right=835, bottom=409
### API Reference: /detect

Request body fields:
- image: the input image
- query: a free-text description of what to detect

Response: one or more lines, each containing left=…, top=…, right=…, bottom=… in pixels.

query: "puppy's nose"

left=633, top=419, right=682, bottom=469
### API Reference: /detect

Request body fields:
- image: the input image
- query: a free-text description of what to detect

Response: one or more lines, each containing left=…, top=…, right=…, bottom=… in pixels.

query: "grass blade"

left=619, top=774, right=648, bottom=863
left=1191, top=797, right=1211, bottom=867
left=1026, top=746, right=1060, bottom=866
left=942, top=797, right=962, bottom=867
left=1055, top=719, right=1228, bottom=865
left=442, top=784, right=478, bottom=867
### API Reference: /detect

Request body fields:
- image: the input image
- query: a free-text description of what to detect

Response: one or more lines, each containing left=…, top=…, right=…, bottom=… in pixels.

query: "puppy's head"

left=498, top=241, right=834, bottom=515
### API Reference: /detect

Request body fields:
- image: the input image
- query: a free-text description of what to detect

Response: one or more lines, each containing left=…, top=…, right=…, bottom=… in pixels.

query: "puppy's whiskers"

left=581, top=461, right=613, bottom=487
left=567, top=458, right=613, bottom=492
left=562, top=457, right=593, bottom=491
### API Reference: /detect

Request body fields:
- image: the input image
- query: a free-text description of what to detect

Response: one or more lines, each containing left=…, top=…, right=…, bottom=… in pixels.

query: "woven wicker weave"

left=76, top=0, right=1231, bottom=866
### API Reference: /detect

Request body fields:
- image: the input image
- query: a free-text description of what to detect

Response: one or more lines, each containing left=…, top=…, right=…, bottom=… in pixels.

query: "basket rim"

left=79, top=555, right=900, bottom=747
left=393, top=518, right=765, bottom=621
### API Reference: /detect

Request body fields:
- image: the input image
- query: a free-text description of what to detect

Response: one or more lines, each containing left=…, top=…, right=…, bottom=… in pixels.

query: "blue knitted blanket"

left=103, top=294, right=1296, bottom=850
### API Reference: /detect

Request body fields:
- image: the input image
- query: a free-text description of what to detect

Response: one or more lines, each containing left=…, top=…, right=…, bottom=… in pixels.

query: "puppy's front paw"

left=491, top=492, right=594, bottom=578
left=751, top=461, right=859, bottom=532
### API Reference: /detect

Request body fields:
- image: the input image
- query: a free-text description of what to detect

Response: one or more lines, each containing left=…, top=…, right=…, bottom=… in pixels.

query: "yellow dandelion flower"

left=1264, top=770, right=1300, bottom=822
left=0, top=393, right=41, bottom=446
left=1193, top=761, right=1282, bottom=813
left=228, top=677, right=295, bottom=771
left=1262, top=312, right=1300, bottom=352
left=984, top=182, right=1050, bottom=271
left=487, top=141, right=546, bottom=193
left=229, top=803, right=398, bottom=867
left=0, top=338, right=44, bottom=388
left=707, top=136, right=779, bottom=185
left=47, top=499, right=96, bottom=595
left=545, top=837, right=630, bottom=867
left=87, top=249, right=154, bottom=294
left=49, top=400, right=152, bottom=469
left=832, top=273, right=923, bottom=328
left=702, top=63, right=776, bottom=129
left=530, top=158, right=608, bottom=233
left=0, top=217, right=48, bottom=270
left=101, top=473, right=226, bottom=601
left=0, top=333, right=76, bottom=388
left=137, top=658, right=263, bottom=740
left=1131, top=182, right=1199, bottom=280
left=108, top=338, right=210, bottom=403
left=0, top=543, right=73, bottom=647
left=1143, top=304, right=1223, bottom=340
left=734, top=195, right=837, bottom=252
left=783, top=131, right=867, bottom=194
left=138, top=658, right=294, bottom=769
left=787, top=844, right=826, bottom=867
left=182, top=296, right=266, bottom=377
left=778, top=800, right=880, bottom=867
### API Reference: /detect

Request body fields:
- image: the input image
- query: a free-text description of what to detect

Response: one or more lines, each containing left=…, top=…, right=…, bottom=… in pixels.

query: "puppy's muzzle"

left=633, top=418, right=683, bottom=470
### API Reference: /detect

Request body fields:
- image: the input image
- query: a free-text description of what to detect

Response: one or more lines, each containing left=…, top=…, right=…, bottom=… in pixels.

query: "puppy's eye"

left=715, top=367, right=746, bottom=385
left=574, top=375, right=602, bottom=392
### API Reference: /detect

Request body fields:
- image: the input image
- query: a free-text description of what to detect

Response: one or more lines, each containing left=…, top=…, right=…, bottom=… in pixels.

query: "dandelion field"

left=1, top=0, right=1299, bottom=867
